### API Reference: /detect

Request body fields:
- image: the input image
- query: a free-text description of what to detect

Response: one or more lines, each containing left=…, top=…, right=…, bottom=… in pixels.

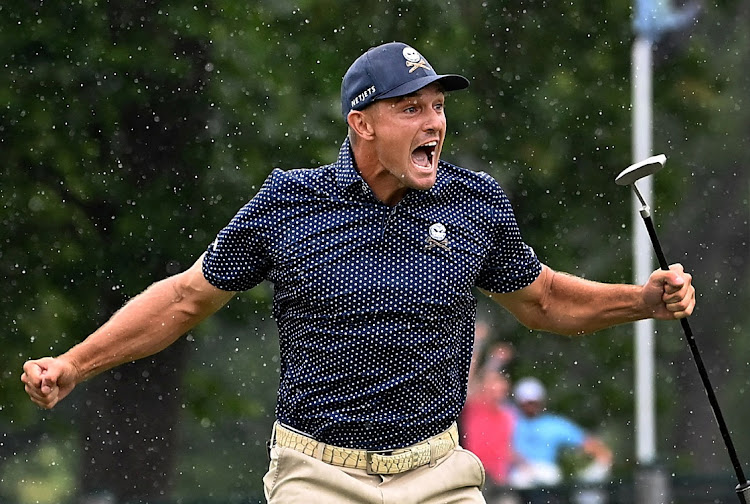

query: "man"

left=509, top=377, right=613, bottom=503
left=22, top=42, right=694, bottom=503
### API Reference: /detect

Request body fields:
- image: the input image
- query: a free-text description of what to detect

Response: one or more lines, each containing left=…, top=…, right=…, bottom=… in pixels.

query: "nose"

left=423, top=106, right=445, bottom=133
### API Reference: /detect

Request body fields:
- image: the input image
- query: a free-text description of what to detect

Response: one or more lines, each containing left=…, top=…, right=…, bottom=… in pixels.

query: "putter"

left=616, top=155, right=750, bottom=503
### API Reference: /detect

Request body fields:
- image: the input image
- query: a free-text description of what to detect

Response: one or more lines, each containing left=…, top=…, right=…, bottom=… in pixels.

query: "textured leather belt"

left=273, top=422, right=459, bottom=475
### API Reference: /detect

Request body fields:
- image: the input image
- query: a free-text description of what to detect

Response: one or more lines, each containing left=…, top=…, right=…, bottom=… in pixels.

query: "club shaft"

left=641, top=215, right=748, bottom=487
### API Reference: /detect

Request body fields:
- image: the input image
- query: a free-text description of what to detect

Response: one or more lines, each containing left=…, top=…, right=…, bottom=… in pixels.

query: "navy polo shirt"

left=202, top=138, right=541, bottom=450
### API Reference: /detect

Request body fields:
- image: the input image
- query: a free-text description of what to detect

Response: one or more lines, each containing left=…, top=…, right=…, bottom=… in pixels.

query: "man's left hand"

left=643, top=263, right=695, bottom=319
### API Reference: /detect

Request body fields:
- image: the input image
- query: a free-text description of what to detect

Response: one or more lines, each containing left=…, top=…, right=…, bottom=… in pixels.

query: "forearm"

left=60, top=261, right=233, bottom=382
left=61, top=280, right=189, bottom=381
left=487, top=265, right=653, bottom=336
left=537, top=270, right=649, bottom=335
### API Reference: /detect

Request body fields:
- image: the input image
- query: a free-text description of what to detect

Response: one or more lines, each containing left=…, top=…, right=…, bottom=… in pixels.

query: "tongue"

left=411, top=148, right=429, bottom=167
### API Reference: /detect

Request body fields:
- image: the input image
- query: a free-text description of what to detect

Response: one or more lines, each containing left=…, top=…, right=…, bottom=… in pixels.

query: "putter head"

left=615, top=154, right=667, bottom=186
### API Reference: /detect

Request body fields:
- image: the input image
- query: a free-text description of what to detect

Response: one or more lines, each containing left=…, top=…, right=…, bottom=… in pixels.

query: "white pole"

left=632, top=35, right=656, bottom=465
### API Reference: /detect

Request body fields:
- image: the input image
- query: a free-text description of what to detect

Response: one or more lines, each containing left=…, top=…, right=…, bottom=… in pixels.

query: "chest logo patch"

left=429, top=223, right=446, bottom=241
left=426, top=223, right=450, bottom=252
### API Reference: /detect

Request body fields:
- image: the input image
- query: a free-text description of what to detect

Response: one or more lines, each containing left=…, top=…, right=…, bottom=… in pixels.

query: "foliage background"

left=1, top=0, right=749, bottom=502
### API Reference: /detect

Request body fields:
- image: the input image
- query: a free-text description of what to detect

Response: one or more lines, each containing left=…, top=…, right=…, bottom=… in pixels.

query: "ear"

left=347, top=109, right=376, bottom=141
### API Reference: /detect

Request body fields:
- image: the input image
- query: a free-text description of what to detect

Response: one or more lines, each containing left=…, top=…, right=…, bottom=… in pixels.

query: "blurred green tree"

left=2, top=0, right=748, bottom=501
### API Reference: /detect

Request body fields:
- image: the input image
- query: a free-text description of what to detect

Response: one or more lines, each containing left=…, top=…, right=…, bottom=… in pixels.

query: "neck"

left=352, top=144, right=407, bottom=206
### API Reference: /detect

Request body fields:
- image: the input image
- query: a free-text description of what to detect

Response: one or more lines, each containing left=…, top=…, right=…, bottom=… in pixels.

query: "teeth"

left=422, top=141, right=438, bottom=147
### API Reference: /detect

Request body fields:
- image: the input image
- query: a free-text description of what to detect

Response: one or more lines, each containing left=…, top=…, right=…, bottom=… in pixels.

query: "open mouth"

left=411, top=140, right=438, bottom=169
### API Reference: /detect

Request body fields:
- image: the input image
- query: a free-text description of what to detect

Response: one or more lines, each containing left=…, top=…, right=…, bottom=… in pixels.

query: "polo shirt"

left=202, top=138, right=541, bottom=450
left=513, top=413, right=586, bottom=464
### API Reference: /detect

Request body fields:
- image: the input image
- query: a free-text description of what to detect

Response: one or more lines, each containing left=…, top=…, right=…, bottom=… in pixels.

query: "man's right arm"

left=21, top=255, right=235, bottom=409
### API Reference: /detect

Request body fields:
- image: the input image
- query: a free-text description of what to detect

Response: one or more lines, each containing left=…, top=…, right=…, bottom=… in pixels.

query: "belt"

left=273, top=422, right=459, bottom=475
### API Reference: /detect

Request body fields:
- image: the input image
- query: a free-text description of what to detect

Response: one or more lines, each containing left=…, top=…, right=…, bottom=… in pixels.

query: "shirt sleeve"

left=475, top=175, right=542, bottom=293
left=201, top=169, right=281, bottom=291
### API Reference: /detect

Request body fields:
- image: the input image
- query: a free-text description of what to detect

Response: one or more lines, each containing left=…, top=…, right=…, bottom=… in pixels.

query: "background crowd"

left=461, top=321, right=615, bottom=504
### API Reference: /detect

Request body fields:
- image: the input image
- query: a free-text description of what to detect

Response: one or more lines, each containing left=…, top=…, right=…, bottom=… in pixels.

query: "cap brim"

left=377, top=74, right=469, bottom=101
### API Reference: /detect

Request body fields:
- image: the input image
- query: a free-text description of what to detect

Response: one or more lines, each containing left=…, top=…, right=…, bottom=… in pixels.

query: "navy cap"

left=341, top=42, right=469, bottom=120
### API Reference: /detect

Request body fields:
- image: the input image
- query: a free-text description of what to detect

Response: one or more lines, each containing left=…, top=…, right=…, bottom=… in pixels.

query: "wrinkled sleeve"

left=202, top=170, right=280, bottom=291
left=475, top=177, right=541, bottom=293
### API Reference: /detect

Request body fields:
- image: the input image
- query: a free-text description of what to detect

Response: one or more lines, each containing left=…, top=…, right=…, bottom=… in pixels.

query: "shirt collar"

left=333, top=137, right=364, bottom=193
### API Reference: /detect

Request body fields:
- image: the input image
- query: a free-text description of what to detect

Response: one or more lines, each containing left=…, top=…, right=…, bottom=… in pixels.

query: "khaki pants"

left=263, top=441, right=487, bottom=503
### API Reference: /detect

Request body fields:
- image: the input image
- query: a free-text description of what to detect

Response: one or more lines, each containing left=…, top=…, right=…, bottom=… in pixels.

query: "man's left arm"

left=484, top=263, right=695, bottom=336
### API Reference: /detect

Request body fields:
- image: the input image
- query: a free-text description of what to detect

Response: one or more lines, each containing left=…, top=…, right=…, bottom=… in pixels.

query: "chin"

left=411, top=176, right=437, bottom=191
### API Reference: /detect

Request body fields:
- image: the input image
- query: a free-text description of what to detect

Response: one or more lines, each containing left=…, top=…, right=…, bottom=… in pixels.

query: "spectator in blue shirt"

left=23, top=42, right=693, bottom=504
left=509, top=377, right=613, bottom=502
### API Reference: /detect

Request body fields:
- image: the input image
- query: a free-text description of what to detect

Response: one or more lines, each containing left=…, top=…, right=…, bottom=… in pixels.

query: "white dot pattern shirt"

left=202, top=138, right=541, bottom=450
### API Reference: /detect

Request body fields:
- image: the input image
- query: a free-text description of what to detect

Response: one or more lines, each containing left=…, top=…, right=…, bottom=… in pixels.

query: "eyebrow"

left=393, top=87, right=446, bottom=103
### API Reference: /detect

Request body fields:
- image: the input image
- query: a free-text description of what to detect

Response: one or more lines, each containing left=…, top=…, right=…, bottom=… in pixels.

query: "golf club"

left=616, top=155, right=750, bottom=503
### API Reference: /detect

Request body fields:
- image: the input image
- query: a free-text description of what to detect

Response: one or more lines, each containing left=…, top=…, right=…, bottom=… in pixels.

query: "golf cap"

left=514, top=377, right=547, bottom=403
left=341, top=42, right=469, bottom=120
